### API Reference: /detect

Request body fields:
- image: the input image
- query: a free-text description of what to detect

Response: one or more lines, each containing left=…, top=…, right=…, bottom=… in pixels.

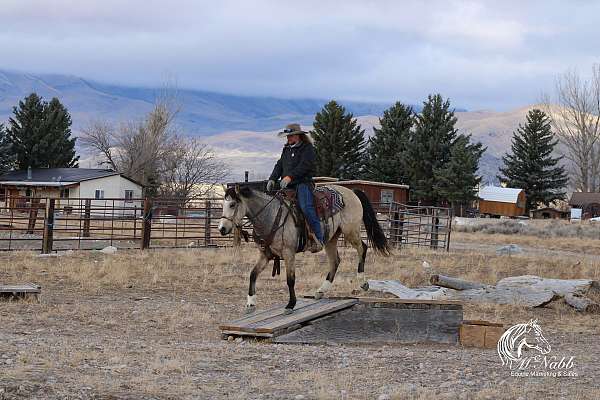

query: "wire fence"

left=0, top=196, right=450, bottom=253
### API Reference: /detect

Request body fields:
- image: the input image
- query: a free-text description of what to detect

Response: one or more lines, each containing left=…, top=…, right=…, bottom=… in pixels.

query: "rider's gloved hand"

left=266, top=180, right=276, bottom=191
left=280, top=176, right=292, bottom=189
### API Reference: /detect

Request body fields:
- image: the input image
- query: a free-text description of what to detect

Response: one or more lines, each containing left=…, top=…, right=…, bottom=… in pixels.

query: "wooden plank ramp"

left=219, top=298, right=358, bottom=338
left=0, top=283, right=41, bottom=299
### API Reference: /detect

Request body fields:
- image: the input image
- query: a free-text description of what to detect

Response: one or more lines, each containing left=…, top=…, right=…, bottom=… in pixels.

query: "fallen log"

left=368, top=274, right=600, bottom=311
left=429, top=274, right=488, bottom=290
left=564, top=293, right=600, bottom=313
left=367, top=280, right=450, bottom=301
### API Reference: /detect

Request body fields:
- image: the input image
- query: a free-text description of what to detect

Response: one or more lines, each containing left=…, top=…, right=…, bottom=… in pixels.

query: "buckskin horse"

left=218, top=184, right=390, bottom=314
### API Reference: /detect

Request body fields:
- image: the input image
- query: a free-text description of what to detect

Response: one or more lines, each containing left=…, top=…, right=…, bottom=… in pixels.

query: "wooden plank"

left=0, top=283, right=41, bottom=293
left=460, top=324, right=486, bottom=348
left=274, top=304, right=462, bottom=345
left=255, top=299, right=358, bottom=334
left=462, top=319, right=503, bottom=327
left=301, top=294, right=462, bottom=306
left=218, top=299, right=317, bottom=332
left=221, top=330, right=274, bottom=338
left=484, top=326, right=505, bottom=348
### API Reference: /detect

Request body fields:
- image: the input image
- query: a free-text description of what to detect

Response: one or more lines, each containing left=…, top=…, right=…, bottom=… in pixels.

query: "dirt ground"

left=1, top=232, right=599, bottom=399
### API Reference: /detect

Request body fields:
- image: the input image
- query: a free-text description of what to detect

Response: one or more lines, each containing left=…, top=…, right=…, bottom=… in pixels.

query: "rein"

left=225, top=189, right=290, bottom=251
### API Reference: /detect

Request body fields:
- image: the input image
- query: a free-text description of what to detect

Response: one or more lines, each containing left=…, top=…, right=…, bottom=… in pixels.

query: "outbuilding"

left=478, top=186, right=526, bottom=217
left=568, top=192, right=600, bottom=219
left=531, top=207, right=569, bottom=220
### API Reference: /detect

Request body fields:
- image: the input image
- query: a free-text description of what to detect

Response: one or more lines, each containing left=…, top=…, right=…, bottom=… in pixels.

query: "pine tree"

left=0, top=124, right=14, bottom=173
left=498, top=108, right=568, bottom=211
left=7, top=93, right=79, bottom=169
left=406, top=94, right=458, bottom=205
left=435, top=134, right=486, bottom=213
left=311, top=101, right=366, bottom=179
left=363, top=102, right=413, bottom=184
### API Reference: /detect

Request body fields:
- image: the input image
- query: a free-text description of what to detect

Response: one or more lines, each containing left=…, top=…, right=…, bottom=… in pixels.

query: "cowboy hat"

left=277, top=123, right=308, bottom=137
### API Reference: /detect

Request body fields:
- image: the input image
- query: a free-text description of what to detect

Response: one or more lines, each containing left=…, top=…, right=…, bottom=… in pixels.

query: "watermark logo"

left=497, top=319, right=577, bottom=377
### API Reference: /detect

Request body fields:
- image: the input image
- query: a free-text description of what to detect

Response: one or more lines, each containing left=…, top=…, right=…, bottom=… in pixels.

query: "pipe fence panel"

left=0, top=196, right=450, bottom=253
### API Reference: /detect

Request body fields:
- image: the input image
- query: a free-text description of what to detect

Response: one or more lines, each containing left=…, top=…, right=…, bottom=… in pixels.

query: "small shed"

left=478, top=186, right=526, bottom=217
left=568, top=192, right=600, bottom=219
left=531, top=207, right=569, bottom=220
left=314, top=177, right=409, bottom=207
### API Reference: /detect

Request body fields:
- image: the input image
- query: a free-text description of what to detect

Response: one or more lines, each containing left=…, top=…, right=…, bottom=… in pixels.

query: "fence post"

left=83, top=199, right=91, bottom=237
left=42, top=198, right=55, bottom=254
left=430, top=209, right=439, bottom=249
left=27, top=200, right=39, bottom=234
left=391, top=211, right=399, bottom=247
left=204, top=200, right=211, bottom=247
left=141, top=198, right=153, bottom=250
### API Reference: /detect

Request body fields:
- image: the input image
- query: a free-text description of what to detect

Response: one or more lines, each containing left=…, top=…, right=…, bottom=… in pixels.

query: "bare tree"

left=543, top=65, right=600, bottom=191
left=80, top=94, right=228, bottom=200
left=160, top=137, right=229, bottom=201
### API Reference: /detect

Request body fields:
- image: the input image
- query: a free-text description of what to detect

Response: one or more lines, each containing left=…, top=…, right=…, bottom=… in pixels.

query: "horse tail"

left=353, top=189, right=390, bottom=256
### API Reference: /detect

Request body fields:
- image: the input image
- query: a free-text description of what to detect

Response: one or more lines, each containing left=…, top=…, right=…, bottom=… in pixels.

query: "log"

left=430, top=274, right=488, bottom=290
left=496, top=275, right=597, bottom=297
left=564, top=293, right=600, bottom=313
left=367, top=280, right=450, bottom=301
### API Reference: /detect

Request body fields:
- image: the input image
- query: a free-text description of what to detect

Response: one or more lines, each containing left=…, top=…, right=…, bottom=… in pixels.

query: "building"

left=478, top=186, right=526, bottom=217
left=568, top=192, right=600, bottom=219
left=314, top=177, right=409, bottom=207
left=0, top=168, right=144, bottom=213
left=531, top=207, right=569, bottom=220
left=227, top=177, right=410, bottom=208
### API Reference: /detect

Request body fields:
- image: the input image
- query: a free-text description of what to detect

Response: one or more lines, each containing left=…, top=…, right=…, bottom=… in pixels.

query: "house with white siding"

left=0, top=168, right=144, bottom=214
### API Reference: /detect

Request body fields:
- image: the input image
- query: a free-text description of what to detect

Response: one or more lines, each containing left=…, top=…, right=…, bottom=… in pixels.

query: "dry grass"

left=0, top=233, right=599, bottom=399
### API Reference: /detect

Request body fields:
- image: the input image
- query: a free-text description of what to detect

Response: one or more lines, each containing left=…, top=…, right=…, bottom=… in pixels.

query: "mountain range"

left=0, top=69, right=535, bottom=183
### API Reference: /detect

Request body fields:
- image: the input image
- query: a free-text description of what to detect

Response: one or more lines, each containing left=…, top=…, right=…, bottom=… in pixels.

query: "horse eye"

left=229, top=203, right=235, bottom=208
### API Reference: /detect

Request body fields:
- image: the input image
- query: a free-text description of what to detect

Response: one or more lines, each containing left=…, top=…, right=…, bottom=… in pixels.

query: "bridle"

left=221, top=189, right=289, bottom=238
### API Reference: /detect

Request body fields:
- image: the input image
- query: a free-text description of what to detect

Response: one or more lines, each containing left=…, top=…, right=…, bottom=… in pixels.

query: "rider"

left=267, top=123, right=324, bottom=252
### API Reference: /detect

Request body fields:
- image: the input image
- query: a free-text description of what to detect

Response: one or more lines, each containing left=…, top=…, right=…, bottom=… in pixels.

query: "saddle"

left=279, top=185, right=344, bottom=220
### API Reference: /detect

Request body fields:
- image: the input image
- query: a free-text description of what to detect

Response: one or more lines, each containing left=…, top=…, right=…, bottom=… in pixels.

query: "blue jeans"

left=297, top=183, right=324, bottom=243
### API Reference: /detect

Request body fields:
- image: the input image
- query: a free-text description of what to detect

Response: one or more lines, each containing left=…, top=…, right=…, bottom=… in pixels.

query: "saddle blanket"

left=313, top=186, right=345, bottom=219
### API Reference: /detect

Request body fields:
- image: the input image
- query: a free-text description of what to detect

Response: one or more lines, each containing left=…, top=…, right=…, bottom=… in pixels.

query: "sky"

left=1, top=0, right=599, bottom=110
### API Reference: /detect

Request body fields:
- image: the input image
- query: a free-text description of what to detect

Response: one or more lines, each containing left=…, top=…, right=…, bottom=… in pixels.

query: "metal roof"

left=569, top=192, right=600, bottom=206
left=478, top=186, right=523, bottom=203
left=0, top=168, right=143, bottom=187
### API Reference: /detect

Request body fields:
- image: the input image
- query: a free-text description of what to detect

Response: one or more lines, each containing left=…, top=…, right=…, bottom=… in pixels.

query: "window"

left=95, top=189, right=104, bottom=199
left=25, top=188, right=32, bottom=198
left=0, top=188, right=5, bottom=202
left=380, top=189, right=394, bottom=204
left=60, top=188, right=70, bottom=199
left=124, top=190, right=134, bottom=203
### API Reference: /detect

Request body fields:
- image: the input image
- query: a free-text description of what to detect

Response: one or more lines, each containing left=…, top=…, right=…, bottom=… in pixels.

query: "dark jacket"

left=269, top=141, right=316, bottom=187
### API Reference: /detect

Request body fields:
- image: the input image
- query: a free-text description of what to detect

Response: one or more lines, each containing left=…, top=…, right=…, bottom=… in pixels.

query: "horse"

left=497, top=319, right=551, bottom=368
left=218, top=184, right=390, bottom=314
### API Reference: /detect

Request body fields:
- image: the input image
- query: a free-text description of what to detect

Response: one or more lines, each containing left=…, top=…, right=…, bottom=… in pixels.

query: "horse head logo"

left=497, top=319, right=551, bottom=368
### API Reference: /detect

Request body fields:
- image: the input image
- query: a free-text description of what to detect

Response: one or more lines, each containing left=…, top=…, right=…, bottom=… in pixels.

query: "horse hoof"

left=360, top=282, right=370, bottom=291
left=284, top=308, right=294, bottom=315
left=314, top=291, right=323, bottom=300
left=245, top=305, right=256, bottom=314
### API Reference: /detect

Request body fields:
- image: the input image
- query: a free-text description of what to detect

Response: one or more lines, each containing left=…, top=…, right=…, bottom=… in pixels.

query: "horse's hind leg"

left=284, top=253, right=296, bottom=313
left=346, top=229, right=369, bottom=291
left=315, top=229, right=342, bottom=299
left=246, top=252, right=269, bottom=313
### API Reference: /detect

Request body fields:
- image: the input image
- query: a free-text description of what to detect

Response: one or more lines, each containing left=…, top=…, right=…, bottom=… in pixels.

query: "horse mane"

left=225, top=185, right=264, bottom=202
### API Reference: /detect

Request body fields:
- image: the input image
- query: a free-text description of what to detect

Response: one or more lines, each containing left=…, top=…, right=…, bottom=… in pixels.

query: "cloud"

left=1, top=0, right=599, bottom=110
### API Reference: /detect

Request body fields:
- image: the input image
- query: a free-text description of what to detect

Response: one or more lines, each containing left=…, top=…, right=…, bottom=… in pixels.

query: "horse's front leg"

left=247, top=252, right=269, bottom=313
left=284, top=253, right=296, bottom=314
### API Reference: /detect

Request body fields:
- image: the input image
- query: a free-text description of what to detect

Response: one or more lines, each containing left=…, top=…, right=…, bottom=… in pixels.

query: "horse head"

left=218, top=185, right=251, bottom=235
left=519, top=319, right=551, bottom=356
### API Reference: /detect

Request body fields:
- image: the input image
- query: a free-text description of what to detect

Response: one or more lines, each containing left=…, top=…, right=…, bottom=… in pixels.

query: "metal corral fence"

left=0, top=196, right=450, bottom=253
